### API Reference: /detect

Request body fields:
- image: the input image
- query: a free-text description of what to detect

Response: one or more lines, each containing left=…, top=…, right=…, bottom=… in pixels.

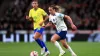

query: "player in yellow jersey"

left=26, top=0, right=50, bottom=56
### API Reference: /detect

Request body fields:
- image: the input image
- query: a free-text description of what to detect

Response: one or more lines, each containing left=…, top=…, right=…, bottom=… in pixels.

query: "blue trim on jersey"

left=56, top=31, right=67, bottom=40
left=34, top=27, right=44, bottom=35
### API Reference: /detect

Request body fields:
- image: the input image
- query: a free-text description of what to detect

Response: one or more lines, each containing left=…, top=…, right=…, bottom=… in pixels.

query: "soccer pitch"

left=0, top=42, right=100, bottom=56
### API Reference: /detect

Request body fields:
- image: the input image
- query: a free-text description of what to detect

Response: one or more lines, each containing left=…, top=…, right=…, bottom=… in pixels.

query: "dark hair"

left=32, top=0, right=38, bottom=3
left=49, top=5, right=59, bottom=12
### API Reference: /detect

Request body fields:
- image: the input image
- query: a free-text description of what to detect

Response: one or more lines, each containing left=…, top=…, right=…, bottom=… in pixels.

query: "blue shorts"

left=56, top=31, right=67, bottom=40
left=34, top=27, right=44, bottom=35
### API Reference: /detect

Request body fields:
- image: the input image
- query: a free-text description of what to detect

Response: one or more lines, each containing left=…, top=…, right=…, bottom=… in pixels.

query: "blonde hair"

left=49, top=5, right=60, bottom=12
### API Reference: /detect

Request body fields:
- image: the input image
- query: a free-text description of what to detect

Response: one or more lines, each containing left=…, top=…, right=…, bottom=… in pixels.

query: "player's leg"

left=39, top=35, right=45, bottom=54
left=39, top=35, right=50, bottom=55
left=51, top=34, right=65, bottom=56
left=60, top=39, right=77, bottom=56
left=34, top=27, right=50, bottom=56
left=34, top=32, right=44, bottom=48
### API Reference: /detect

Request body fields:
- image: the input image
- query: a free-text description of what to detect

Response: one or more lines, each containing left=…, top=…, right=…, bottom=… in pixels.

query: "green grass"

left=0, top=42, right=100, bottom=56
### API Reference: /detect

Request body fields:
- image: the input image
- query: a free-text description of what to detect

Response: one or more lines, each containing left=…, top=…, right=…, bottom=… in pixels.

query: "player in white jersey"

left=46, top=5, right=77, bottom=56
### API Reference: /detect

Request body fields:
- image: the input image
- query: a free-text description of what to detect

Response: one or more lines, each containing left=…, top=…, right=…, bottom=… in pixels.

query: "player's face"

left=32, top=1, right=38, bottom=8
left=48, top=7, right=55, bottom=14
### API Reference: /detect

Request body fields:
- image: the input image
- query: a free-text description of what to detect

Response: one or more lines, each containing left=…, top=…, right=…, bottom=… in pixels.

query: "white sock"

left=54, top=41, right=64, bottom=53
left=67, top=45, right=75, bottom=54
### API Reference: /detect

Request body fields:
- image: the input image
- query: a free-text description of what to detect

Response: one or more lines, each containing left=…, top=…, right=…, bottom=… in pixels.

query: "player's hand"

left=71, top=24, right=77, bottom=31
left=39, top=21, right=43, bottom=26
left=45, top=22, right=52, bottom=28
left=26, top=16, right=29, bottom=19
left=26, top=16, right=33, bottom=22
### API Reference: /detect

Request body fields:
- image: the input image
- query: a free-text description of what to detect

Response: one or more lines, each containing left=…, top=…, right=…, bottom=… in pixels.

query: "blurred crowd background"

left=0, top=0, right=100, bottom=32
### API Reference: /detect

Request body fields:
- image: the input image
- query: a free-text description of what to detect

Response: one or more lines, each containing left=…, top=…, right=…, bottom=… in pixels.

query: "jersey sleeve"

left=59, top=13, right=65, bottom=19
left=41, top=9, right=47, bottom=16
left=28, top=9, right=33, bottom=21
left=29, top=10, right=32, bottom=17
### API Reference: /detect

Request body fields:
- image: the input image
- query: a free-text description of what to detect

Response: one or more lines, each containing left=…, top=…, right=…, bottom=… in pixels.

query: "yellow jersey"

left=29, top=8, right=47, bottom=29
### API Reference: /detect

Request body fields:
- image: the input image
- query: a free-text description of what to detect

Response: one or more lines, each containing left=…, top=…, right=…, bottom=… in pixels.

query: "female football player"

left=46, top=5, right=77, bottom=56
left=26, top=0, right=50, bottom=56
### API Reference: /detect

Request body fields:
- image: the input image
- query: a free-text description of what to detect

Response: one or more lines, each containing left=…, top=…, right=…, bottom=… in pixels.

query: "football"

left=30, top=51, right=38, bottom=56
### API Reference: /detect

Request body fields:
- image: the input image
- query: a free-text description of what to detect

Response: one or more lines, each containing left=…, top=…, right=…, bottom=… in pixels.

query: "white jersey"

left=49, top=12, right=67, bottom=31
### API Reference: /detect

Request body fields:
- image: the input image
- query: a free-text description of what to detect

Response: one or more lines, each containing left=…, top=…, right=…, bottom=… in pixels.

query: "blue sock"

left=35, top=39, right=43, bottom=48
left=41, top=41, right=48, bottom=52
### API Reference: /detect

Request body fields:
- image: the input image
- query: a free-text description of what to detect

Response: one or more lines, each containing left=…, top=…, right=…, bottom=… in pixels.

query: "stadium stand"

left=0, top=0, right=100, bottom=32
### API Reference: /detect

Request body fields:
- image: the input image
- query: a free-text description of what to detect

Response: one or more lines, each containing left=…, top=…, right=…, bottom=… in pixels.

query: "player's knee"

left=34, top=36, right=38, bottom=40
left=51, top=39, right=55, bottom=43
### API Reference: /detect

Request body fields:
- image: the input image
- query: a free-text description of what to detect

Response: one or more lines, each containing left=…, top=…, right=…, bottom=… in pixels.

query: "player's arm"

left=64, top=15, right=77, bottom=30
left=26, top=10, right=33, bottom=22
left=39, top=15, right=49, bottom=26
left=45, top=22, right=53, bottom=28
left=39, top=9, right=49, bottom=26
left=26, top=16, right=33, bottom=21
left=43, top=15, right=49, bottom=23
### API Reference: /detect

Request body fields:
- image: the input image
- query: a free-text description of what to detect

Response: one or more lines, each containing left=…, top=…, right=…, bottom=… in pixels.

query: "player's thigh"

left=51, top=34, right=60, bottom=42
left=34, top=27, right=44, bottom=39
left=34, top=32, right=42, bottom=39
left=39, top=35, right=43, bottom=40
